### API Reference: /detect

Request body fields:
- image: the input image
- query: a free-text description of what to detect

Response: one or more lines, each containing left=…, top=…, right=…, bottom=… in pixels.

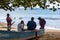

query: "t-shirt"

left=27, top=21, right=36, bottom=30
left=18, top=23, right=24, bottom=32
left=6, top=17, right=12, bottom=25
left=39, top=18, right=46, bottom=25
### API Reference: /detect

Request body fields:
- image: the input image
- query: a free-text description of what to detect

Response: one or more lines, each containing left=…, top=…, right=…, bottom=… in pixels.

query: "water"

left=0, top=8, right=60, bottom=30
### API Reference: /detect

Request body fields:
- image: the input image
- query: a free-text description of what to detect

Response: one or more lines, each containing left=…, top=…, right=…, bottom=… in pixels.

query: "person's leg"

left=7, top=25, right=11, bottom=31
left=40, top=25, right=44, bottom=29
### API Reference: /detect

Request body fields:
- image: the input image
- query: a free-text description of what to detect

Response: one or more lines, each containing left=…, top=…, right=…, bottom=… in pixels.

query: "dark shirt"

left=6, top=17, right=12, bottom=25
left=27, top=21, right=36, bottom=30
left=39, top=18, right=46, bottom=26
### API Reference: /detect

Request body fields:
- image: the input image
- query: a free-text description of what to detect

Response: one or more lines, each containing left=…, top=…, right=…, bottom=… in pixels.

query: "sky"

left=34, top=0, right=60, bottom=8
left=46, top=0, right=60, bottom=8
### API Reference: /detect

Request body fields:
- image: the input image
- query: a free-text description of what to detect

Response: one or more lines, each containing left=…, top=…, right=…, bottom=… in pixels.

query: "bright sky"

left=46, top=0, right=60, bottom=8
left=36, top=0, right=60, bottom=8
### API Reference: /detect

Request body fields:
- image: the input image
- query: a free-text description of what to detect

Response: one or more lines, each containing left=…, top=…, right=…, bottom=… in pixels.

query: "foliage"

left=0, top=0, right=60, bottom=11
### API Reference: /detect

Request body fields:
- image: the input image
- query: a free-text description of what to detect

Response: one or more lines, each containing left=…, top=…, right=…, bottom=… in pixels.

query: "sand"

left=0, top=21, right=17, bottom=31
left=39, top=29, right=60, bottom=40
left=0, top=21, right=60, bottom=40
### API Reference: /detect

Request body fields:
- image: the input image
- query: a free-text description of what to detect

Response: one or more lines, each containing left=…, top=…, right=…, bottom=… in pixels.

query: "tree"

left=0, top=0, right=60, bottom=11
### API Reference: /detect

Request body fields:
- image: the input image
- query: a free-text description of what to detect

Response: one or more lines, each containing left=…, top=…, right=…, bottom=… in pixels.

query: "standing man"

left=38, top=17, right=46, bottom=29
left=27, top=17, right=37, bottom=30
left=6, top=14, right=12, bottom=31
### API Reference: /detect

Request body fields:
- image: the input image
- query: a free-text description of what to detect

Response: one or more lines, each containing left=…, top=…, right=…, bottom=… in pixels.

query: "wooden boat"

left=0, top=29, right=45, bottom=40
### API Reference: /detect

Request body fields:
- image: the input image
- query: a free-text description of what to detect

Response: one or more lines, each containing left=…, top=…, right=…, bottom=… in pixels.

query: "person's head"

left=38, top=17, right=41, bottom=20
left=7, top=14, right=10, bottom=17
left=31, top=17, right=34, bottom=21
left=20, top=20, right=24, bottom=24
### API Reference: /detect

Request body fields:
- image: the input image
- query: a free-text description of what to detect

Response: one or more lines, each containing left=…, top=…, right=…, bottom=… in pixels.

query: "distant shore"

left=0, top=21, right=60, bottom=40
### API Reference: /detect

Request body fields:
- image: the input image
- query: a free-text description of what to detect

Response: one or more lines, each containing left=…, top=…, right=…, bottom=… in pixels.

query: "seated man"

left=27, top=17, right=37, bottom=30
left=18, top=20, right=24, bottom=32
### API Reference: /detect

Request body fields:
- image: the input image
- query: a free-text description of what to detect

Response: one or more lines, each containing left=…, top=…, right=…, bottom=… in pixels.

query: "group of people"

left=6, top=14, right=46, bottom=32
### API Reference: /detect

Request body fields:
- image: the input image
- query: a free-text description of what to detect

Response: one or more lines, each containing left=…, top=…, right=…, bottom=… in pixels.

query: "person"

left=18, top=20, right=24, bottom=32
left=38, top=17, right=46, bottom=29
left=27, top=17, right=37, bottom=30
left=6, top=14, right=12, bottom=31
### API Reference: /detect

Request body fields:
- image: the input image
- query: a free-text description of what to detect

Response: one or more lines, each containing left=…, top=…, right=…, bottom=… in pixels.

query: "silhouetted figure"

left=18, top=20, right=24, bottom=32
left=6, top=14, right=12, bottom=31
left=38, top=17, right=46, bottom=29
left=27, top=17, right=37, bottom=30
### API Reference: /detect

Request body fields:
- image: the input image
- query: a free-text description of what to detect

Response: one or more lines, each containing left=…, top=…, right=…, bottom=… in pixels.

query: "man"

left=6, top=14, right=12, bottom=31
left=27, top=17, right=37, bottom=30
left=38, top=17, right=46, bottom=29
left=18, top=20, right=24, bottom=32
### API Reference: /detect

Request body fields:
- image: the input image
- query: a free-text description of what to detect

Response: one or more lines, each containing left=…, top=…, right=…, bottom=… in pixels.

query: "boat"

left=0, top=29, right=45, bottom=40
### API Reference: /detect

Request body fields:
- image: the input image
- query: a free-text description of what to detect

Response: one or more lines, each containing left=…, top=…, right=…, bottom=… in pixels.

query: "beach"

left=0, top=22, right=60, bottom=40
left=40, top=29, right=60, bottom=40
left=0, top=4, right=60, bottom=40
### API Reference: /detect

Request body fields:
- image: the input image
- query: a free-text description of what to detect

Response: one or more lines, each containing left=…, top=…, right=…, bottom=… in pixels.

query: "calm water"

left=0, top=8, right=60, bottom=30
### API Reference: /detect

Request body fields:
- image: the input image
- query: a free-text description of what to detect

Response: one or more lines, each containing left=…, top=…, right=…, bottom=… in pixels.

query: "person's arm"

left=43, top=19, right=46, bottom=24
left=10, top=18, right=12, bottom=22
left=33, top=22, right=37, bottom=29
left=27, top=21, right=29, bottom=27
left=35, top=22, right=37, bottom=28
left=45, top=19, right=46, bottom=24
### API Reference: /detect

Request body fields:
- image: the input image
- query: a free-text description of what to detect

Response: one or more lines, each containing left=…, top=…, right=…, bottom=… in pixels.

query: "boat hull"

left=0, top=29, right=45, bottom=39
